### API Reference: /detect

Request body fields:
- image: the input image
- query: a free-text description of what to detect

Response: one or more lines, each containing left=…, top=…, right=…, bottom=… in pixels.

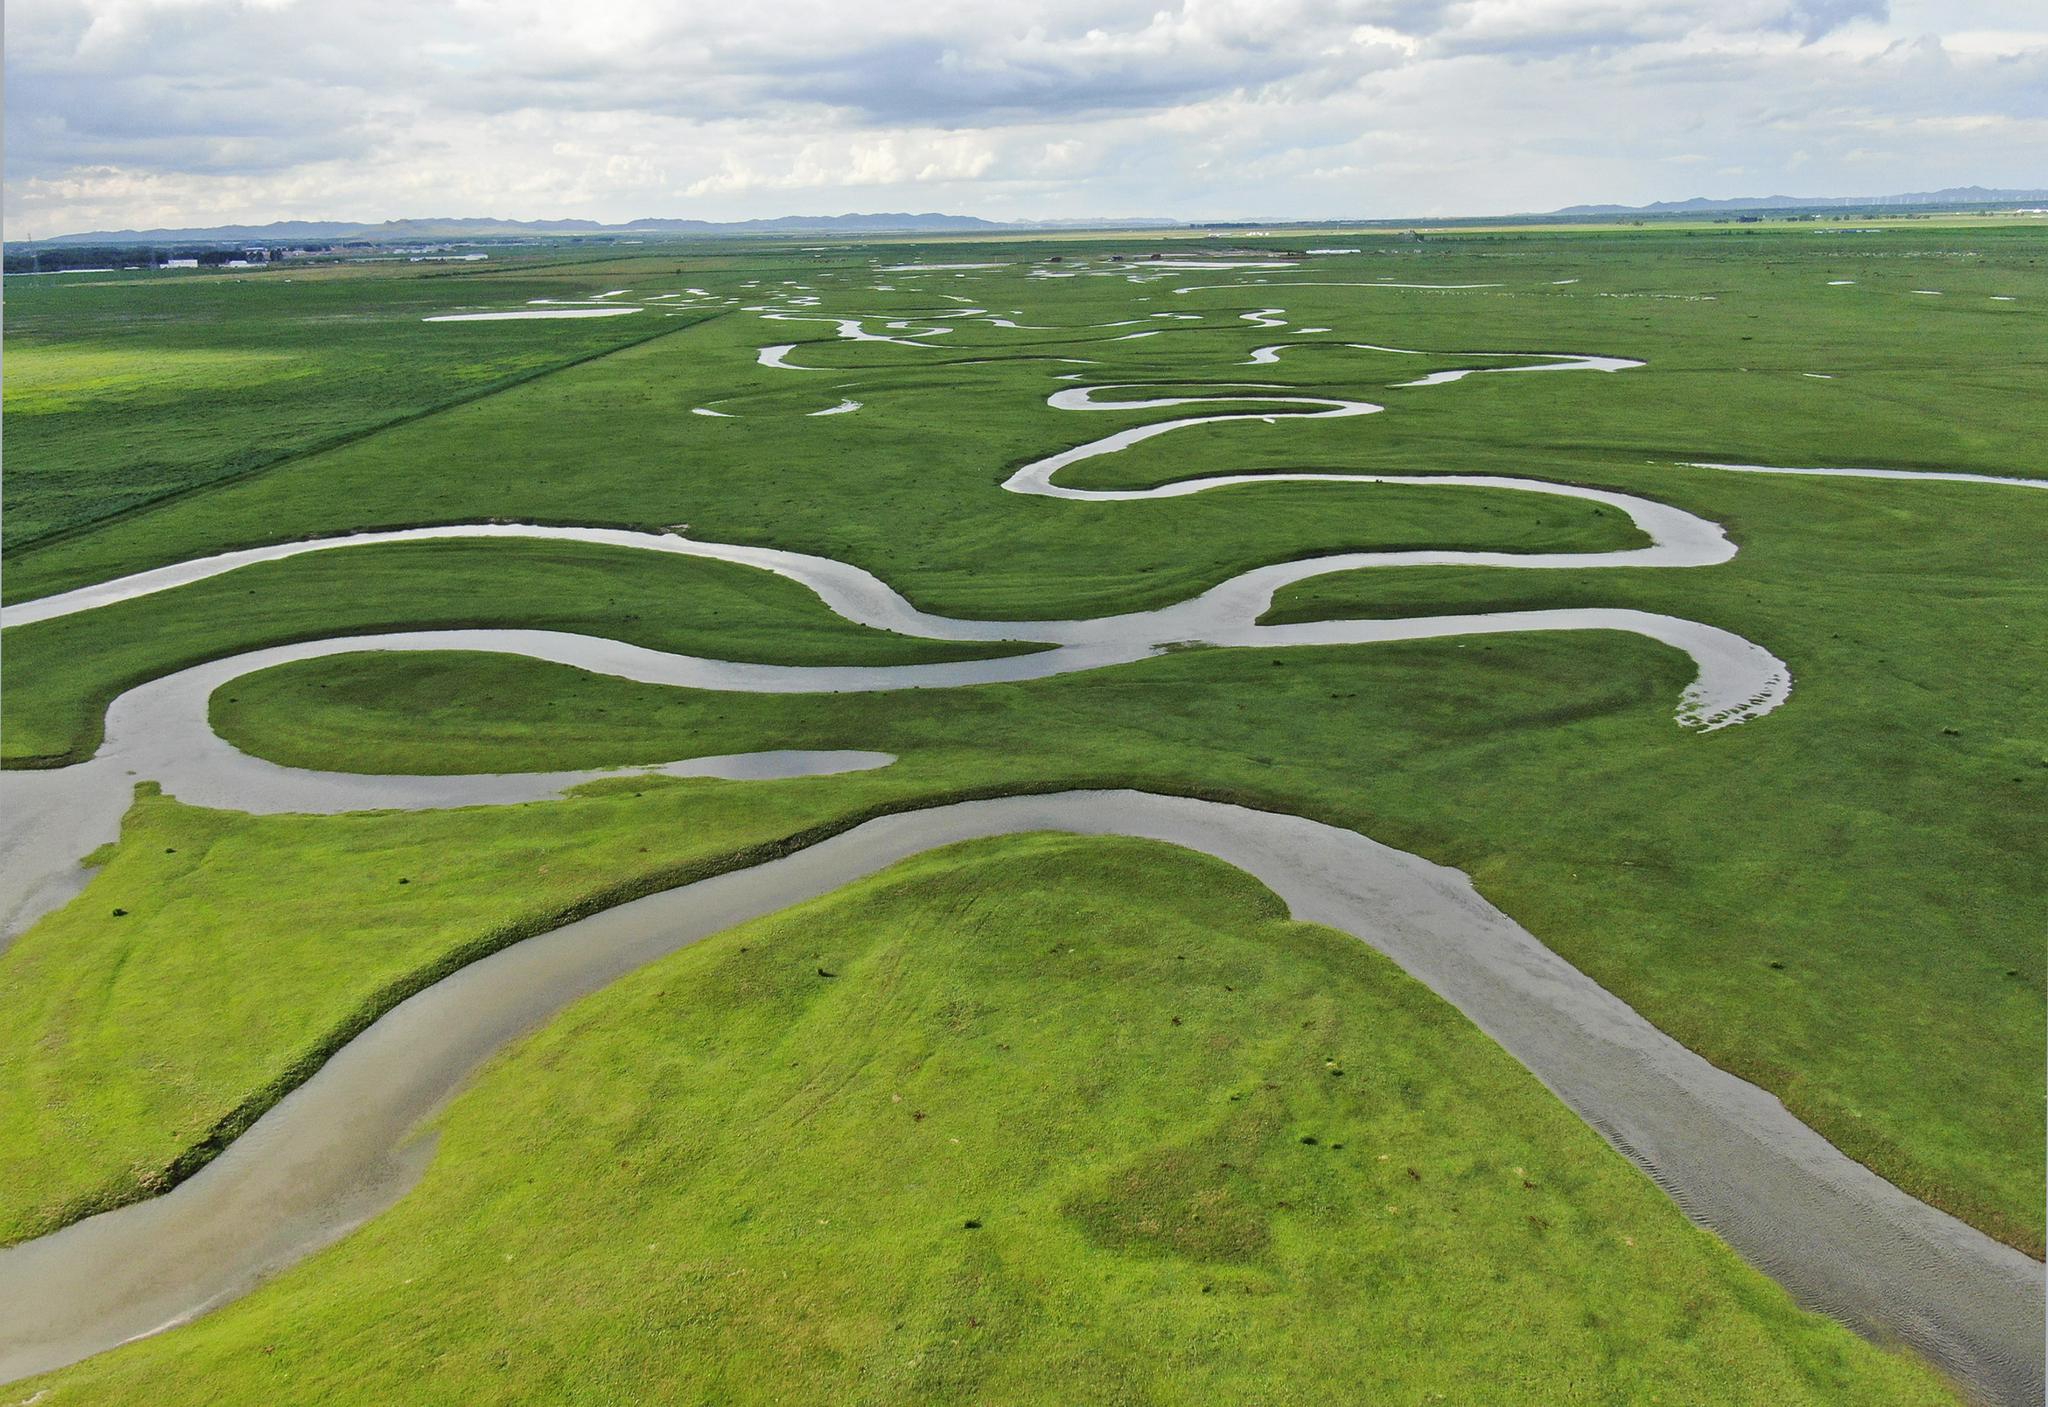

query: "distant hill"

left=1548, top=186, right=2048, bottom=216
left=33, top=187, right=2044, bottom=247
left=28, top=212, right=1180, bottom=246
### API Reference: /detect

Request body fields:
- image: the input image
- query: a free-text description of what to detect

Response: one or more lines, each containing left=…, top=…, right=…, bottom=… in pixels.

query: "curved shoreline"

left=0, top=378, right=1816, bottom=941
left=5, top=314, right=2040, bottom=1402
left=11, top=368, right=1739, bottom=630
left=0, top=790, right=2037, bottom=1402
left=0, top=596, right=1786, bottom=944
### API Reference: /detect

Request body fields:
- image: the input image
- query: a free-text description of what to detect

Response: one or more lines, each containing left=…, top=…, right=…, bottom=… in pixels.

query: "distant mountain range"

left=28, top=212, right=1180, bottom=246
left=1545, top=186, right=2048, bottom=216
left=28, top=187, right=2046, bottom=246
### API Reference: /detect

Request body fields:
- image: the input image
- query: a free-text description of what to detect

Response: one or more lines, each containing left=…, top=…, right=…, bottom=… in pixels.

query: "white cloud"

left=4, top=0, right=2043, bottom=232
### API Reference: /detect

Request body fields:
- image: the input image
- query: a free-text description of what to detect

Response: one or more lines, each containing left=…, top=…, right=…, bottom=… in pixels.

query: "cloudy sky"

left=5, top=0, right=2043, bottom=235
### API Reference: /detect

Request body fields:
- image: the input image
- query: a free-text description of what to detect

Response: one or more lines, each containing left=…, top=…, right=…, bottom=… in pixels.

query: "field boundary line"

left=6, top=310, right=725, bottom=560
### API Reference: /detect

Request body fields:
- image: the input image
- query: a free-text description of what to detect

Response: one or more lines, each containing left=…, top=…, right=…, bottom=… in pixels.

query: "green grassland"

left=0, top=538, right=1035, bottom=767
left=0, top=227, right=2041, bottom=1393
left=0, top=768, right=951, bottom=1243
left=1, top=264, right=687, bottom=547
left=198, top=541, right=2043, bottom=1258
left=4, top=231, right=2039, bottom=612
left=19, top=835, right=1957, bottom=1405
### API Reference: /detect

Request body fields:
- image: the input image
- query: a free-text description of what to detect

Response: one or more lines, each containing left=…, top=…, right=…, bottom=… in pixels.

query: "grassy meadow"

left=14, top=836, right=1959, bottom=1405
left=1, top=263, right=690, bottom=548
left=0, top=538, right=1032, bottom=767
left=1, top=224, right=2041, bottom=1396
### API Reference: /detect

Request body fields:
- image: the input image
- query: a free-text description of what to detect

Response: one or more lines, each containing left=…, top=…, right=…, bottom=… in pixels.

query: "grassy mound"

left=203, top=612, right=2047, bottom=1252
left=22, top=835, right=1957, bottom=1404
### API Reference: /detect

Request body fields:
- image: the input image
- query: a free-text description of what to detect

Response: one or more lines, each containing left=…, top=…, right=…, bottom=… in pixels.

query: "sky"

left=4, top=0, right=2044, bottom=235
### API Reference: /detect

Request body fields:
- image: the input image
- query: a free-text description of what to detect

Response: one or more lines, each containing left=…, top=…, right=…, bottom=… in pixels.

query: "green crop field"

left=2, top=224, right=2040, bottom=1402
